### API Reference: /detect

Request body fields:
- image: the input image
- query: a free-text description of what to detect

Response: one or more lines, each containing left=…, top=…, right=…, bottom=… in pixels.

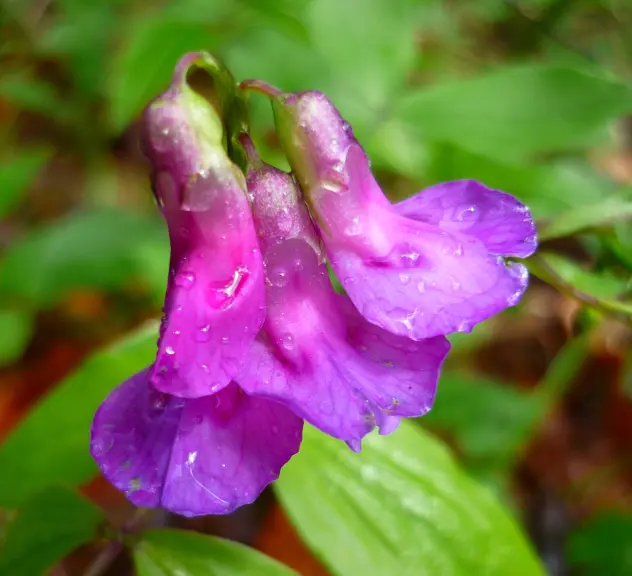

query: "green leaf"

left=539, top=191, right=632, bottom=240
left=307, top=0, right=419, bottom=133
left=429, top=335, right=588, bottom=471
left=0, top=208, right=167, bottom=306
left=134, top=529, right=297, bottom=576
left=108, top=16, right=229, bottom=133
left=566, top=512, right=632, bottom=575
left=0, top=486, right=102, bottom=576
left=0, top=323, right=157, bottom=507
left=395, top=66, right=632, bottom=161
left=276, top=421, right=544, bottom=576
left=0, top=309, right=33, bottom=367
left=538, top=253, right=630, bottom=299
left=0, top=76, right=66, bottom=119
left=0, top=150, right=52, bottom=218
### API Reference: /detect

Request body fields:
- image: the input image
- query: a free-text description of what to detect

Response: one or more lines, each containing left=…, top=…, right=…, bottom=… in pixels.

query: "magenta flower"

left=142, top=54, right=265, bottom=398
left=267, top=89, right=537, bottom=340
left=90, top=54, right=301, bottom=516
left=237, top=137, right=450, bottom=450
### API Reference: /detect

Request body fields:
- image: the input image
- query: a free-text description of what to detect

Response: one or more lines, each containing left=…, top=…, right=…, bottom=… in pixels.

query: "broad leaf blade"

left=539, top=192, right=632, bottom=240
left=0, top=208, right=168, bottom=306
left=0, top=486, right=102, bottom=576
left=0, top=149, right=52, bottom=218
left=0, top=309, right=34, bottom=367
left=395, top=66, right=632, bottom=161
left=134, top=529, right=297, bottom=576
left=276, top=421, right=544, bottom=576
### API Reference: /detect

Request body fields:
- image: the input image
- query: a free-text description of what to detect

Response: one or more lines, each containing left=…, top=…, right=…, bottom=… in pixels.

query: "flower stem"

left=239, top=79, right=283, bottom=98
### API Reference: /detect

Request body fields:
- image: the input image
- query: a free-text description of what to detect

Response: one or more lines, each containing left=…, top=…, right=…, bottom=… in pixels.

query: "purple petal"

left=144, top=138, right=265, bottom=399
left=326, top=145, right=531, bottom=339
left=90, top=368, right=302, bottom=517
left=238, top=238, right=450, bottom=445
left=140, top=56, right=266, bottom=398
left=395, top=180, right=537, bottom=258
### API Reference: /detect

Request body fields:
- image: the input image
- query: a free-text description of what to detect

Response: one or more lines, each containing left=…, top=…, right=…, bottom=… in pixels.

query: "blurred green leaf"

left=239, top=0, right=309, bottom=44
left=307, top=0, right=419, bottom=134
left=0, top=486, right=102, bottom=576
left=276, top=421, right=544, bottom=576
left=0, top=323, right=157, bottom=507
left=395, top=66, right=632, bottom=161
left=539, top=191, right=632, bottom=240
left=426, top=373, right=536, bottom=465
left=429, top=334, right=587, bottom=471
left=0, top=77, right=66, bottom=119
left=134, top=529, right=297, bottom=576
left=108, top=17, right=229, bottom=133
left=0, top=149, right=52, bottom=218
left=0, top=309, right=33, bottom=367
left=566, top=512, right=632, bottom=575
left=37, top=3, right=120, bottom=99
left=0, top=208, right=167, bottom=306
left=534, top=253, right=630, bottom=299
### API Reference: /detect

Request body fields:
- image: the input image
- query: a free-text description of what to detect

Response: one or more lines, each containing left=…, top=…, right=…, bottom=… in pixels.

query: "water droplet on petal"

left=180, top=227, right=191, bottom=238
left=221, top=336, right=230, bottom=344
left=454, top=243, right=464, bottom=256
left=399, top=272, right=410, bottom=285
left=269, top=267, right=288, bottom=287
left=195, top=324, right=211, bottom=343
left=175, top=271, right=195, bottom=289
left=417, top=281, right=426, bottom=293
left=165, top=346, right=175, bottom=355
left=457, top=320, right=472, bottom=332
left=278, top=333, right=294, bottom=351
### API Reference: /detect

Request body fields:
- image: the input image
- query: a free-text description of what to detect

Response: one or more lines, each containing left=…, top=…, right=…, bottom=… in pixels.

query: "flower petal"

left=141, top=60, right=266, bottom=398
left=395, top=179, right=537, bottom=258
left=327, top=145, right=531, bottom=339
left=90, top=368, right=302, bottom=517
left=238, top=238, right=450, bottom=445
left=146, top=166, right=265, bottom=399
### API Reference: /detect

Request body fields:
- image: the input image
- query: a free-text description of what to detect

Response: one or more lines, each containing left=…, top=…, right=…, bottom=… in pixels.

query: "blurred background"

left=1, top=0, right=632, bottom=574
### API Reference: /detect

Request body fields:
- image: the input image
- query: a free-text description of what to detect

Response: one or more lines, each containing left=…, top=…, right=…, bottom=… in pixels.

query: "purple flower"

left=90, top=369, right=302, bottom=516
left=269, top=90, right=537, bottom=340
left=237, top=136, right=450, bottom=450
left=90, top=54, right=301, bottom=516
left=142, top=54, right=265, bottom=398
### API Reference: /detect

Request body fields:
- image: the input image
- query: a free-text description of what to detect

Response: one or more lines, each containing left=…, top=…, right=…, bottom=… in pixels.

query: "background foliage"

left=1, top=0, right=632, bottom=574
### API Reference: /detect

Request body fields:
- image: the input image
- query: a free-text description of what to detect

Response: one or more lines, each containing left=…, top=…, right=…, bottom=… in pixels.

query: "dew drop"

left=417, top=281, right=426, bottom=293
left=269, top=267, right=288, bottom=287
left=344, top=217, right=361, bottom=236
left=454, top=243, right=464, bottom=256
left=180, top=226, right=191, bottom=238
left=399, top=272, right=411, bottom=285
left=457, top=320, right=472, bottom=332
left=195, top=324, right=211, bottom=343
left=221, top=336, right=230, bottom=344
left=175, top=271, right=195, bottom=289
left=165, top=346, right=175, bottom=355
left=279, top=333, right=294, bottom=351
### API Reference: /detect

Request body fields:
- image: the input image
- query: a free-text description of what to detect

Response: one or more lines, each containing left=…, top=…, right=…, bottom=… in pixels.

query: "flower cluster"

left=90, top=53, right=537, bottom=517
